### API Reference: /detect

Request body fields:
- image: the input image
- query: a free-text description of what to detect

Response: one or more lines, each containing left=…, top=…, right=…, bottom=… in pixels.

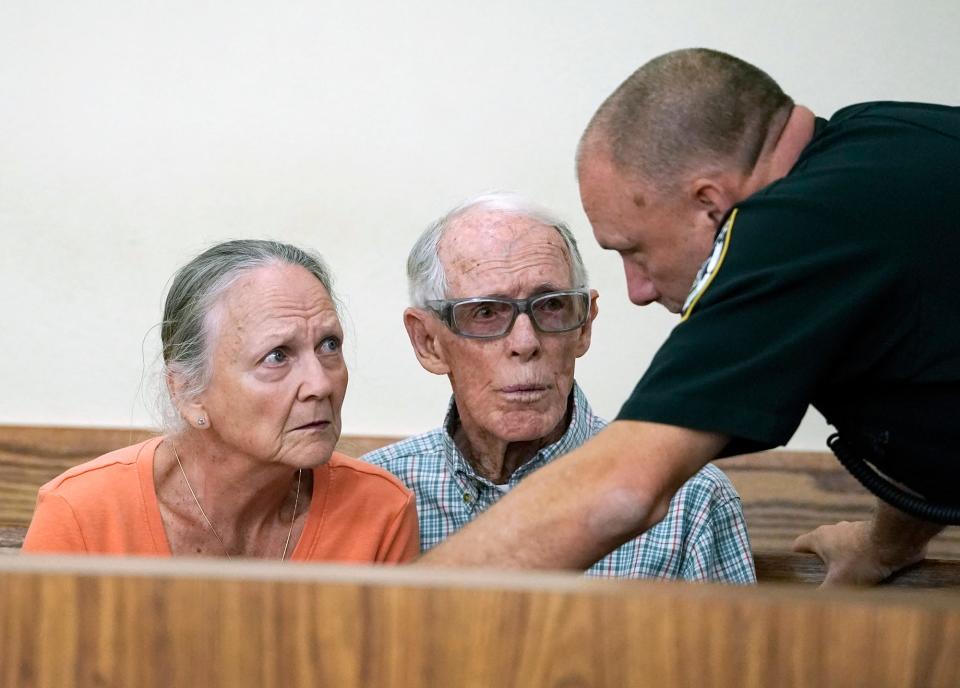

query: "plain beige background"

left=2, top=1, right=958, bottom=448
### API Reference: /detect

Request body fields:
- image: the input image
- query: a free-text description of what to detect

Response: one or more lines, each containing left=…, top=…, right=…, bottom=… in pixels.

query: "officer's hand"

left=792, top=520, right=927, bottom=586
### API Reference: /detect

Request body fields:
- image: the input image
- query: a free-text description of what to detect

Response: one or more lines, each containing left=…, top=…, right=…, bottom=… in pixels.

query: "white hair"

left=406, top=191, right=589, bottom=306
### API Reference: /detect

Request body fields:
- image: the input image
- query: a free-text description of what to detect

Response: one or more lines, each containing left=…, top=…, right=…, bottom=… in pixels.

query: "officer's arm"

left=418, top=420, right=727, bottom=569
left=793, top=499, right=945, bottom=585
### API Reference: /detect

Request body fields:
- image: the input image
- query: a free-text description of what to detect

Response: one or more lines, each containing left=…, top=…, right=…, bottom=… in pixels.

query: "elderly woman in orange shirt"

left=24, top=240, right=418, bottom=562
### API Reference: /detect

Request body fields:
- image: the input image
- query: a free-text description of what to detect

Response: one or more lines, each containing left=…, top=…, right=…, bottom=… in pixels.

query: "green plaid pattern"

left=363, top=383, right=755, bottom=583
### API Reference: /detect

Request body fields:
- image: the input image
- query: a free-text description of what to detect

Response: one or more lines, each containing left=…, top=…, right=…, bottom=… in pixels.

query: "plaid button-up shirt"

left=363, top=383, right=756, bottom=583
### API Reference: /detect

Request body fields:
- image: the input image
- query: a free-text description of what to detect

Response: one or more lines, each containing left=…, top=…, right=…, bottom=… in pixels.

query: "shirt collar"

left=439, top=381, right=595, bottom=488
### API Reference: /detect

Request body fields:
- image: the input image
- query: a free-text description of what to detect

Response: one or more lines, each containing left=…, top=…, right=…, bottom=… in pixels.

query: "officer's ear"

left=404, top=307, right=452, bottom=375
left=691, top=177, right=738, bottom=228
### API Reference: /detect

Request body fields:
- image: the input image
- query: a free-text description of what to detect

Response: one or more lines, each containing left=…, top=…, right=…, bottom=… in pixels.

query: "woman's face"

left=194, top=263, right=347, bottom=468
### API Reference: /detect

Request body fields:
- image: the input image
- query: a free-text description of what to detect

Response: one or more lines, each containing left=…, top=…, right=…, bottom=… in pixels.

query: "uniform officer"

left=420, top=48, right=960, bottom=585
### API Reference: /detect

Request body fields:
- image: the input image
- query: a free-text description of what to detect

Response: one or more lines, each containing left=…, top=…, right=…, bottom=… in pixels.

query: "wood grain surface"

left=2, top=555, right=959, bottom=688
left=753, top=551, right=960, bottom=587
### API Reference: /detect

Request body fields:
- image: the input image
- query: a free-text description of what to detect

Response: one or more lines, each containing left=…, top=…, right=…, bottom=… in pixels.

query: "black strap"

left=828, top=432, right=960, bottom=525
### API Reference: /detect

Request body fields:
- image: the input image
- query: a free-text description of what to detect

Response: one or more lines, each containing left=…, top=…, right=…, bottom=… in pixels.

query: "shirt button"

left=462, top=493, right=473, bottom=504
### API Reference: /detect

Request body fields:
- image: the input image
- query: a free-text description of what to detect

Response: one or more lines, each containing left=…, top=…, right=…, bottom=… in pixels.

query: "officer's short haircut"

left=580, top=48, right=794, bottom=187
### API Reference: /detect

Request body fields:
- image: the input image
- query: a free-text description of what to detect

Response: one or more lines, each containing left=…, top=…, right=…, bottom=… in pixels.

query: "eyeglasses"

left=426, top=289, right=590, bottom=339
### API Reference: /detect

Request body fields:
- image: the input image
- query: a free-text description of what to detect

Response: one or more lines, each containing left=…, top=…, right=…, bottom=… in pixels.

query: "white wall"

left=2, top=1, right=958, bottom=449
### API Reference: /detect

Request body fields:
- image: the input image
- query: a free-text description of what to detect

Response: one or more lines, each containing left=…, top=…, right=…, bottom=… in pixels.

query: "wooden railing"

left=3, top=555, right=959, bottom=687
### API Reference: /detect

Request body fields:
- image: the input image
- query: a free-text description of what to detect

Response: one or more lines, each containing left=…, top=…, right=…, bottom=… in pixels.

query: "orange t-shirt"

left=22, top=437, right=419, bottom=563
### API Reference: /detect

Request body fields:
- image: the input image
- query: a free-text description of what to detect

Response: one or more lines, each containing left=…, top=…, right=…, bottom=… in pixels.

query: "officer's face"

left=578, top=150, right=719, bottom=313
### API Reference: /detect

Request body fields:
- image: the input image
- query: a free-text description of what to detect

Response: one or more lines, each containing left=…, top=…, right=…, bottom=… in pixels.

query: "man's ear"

left=404, top=307, right=451, bottom=375
left=166, top=368, right=211, bottom=430
left=574, top=290, right=600, bottom=358
left=692, top=176, right=737, bottom=228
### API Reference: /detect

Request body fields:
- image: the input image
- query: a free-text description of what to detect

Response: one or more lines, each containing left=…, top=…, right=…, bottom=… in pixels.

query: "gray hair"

left=407, top=191, right=589, bottom=306
left=579, top=48, right=793, bottom=187
left=160, top=239, right=337, bottom=432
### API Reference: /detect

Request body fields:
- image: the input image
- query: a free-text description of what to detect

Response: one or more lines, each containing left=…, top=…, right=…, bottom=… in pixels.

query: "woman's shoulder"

left=39, top=437, right=160, bottom=499
left=325, top=451, right=413, bottom=500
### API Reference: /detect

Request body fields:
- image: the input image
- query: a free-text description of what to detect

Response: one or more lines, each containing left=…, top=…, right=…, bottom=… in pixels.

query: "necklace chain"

left=171, top=443, right=302, bottom=560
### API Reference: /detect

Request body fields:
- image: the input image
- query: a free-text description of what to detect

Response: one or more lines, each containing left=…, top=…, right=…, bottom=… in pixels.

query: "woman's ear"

left=167, top=368, right=211, bottom=430
left=404, top=308, right=451, bottom=375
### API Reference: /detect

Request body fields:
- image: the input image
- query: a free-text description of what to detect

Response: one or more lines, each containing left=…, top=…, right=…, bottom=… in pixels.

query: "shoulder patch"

left=681, top=209, right=737, bottom=321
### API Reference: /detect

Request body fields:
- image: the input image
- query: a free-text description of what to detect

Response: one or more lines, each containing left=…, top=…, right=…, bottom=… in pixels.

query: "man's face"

left=578, top=150, right=718, bottom=313
left=428, top=211, right=597, bottom=444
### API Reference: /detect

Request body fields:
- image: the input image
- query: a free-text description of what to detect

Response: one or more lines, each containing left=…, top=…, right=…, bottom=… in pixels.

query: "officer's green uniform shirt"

left=617, top=102, right=960, bottom=501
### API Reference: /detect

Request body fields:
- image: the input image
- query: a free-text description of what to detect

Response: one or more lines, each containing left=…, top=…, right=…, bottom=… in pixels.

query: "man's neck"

left=450, top=403, right=573, bottom=485
left=741, top=104, right=816, bottom=197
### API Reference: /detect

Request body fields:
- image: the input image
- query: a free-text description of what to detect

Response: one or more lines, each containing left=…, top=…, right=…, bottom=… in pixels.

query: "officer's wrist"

left=866, top=516, right=930, bottom=570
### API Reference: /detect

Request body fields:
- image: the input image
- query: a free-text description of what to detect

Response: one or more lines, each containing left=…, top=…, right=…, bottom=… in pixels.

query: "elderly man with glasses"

left=364, top=192, right=755, bottom=582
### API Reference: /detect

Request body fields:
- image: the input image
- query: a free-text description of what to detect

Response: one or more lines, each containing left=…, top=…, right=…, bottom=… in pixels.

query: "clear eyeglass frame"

left=426, top=288, right=590, bottom=339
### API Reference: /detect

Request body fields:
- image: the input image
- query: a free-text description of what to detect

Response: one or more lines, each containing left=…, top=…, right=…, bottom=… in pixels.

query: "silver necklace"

left=171, top=443, right=302, bottom=560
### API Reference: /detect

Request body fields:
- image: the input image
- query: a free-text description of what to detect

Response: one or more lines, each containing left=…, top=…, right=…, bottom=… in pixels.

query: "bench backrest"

left=3, top=425, right=959, bottom=585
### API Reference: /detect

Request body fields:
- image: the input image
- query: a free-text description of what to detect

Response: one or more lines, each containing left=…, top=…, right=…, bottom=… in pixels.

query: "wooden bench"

left=3, top=555, right=960, bottom=687
left=3, top=425, right=959, bottom=586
